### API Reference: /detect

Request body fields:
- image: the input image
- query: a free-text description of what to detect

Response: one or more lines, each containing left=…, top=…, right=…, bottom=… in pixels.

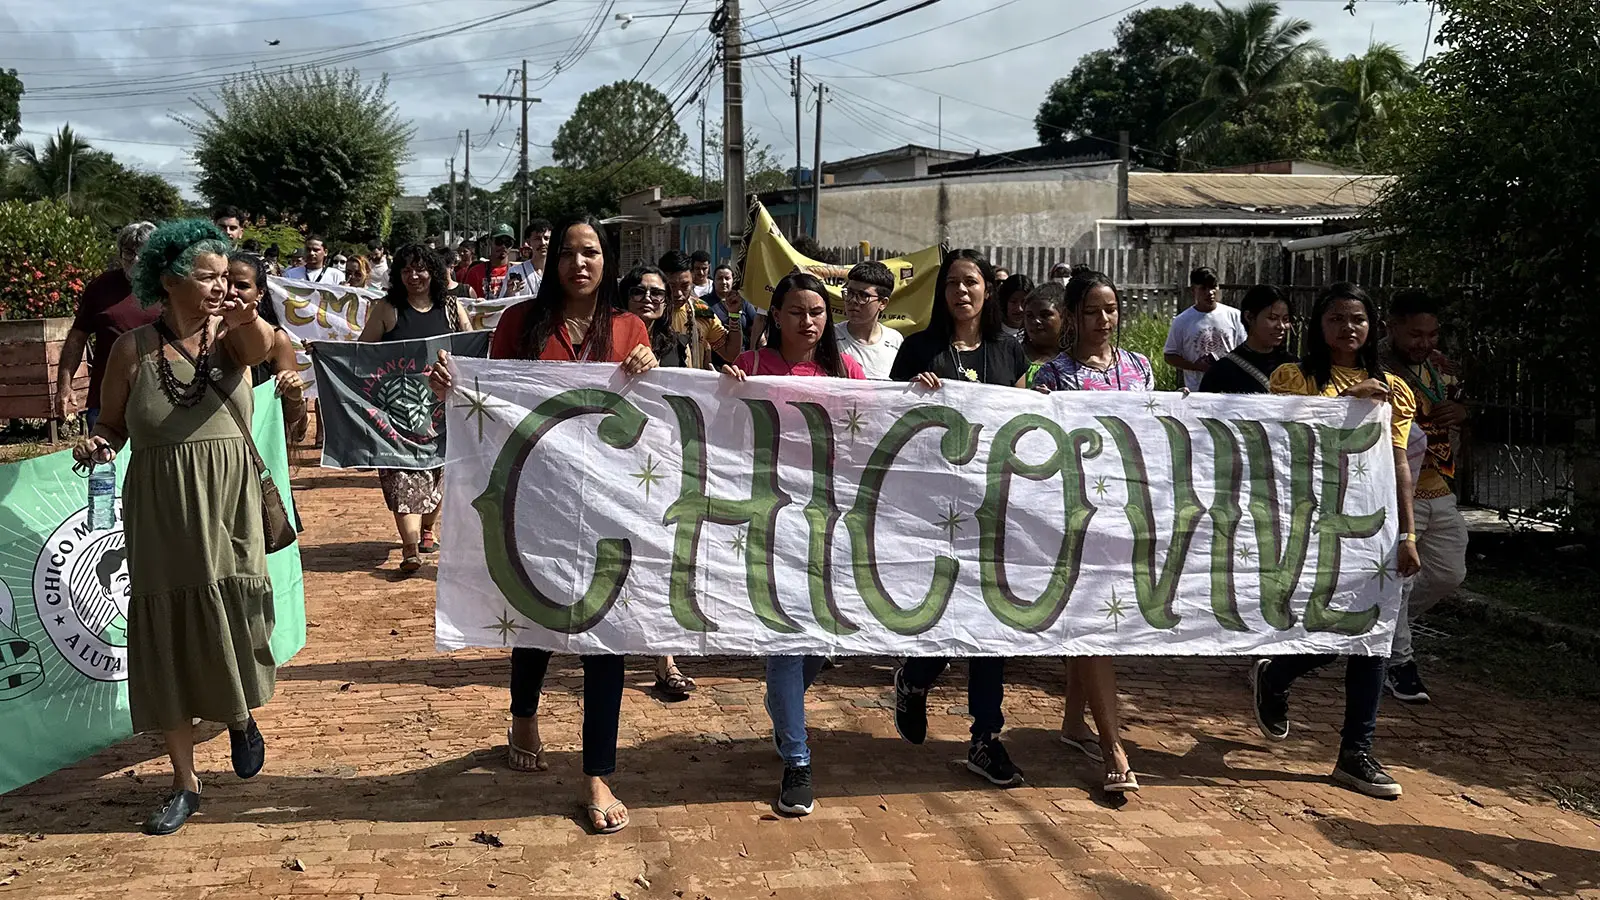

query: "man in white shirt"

left=690, top=249, right=715, bottom=298
left=835, top=260, right=904, bottom=380
left=284, top=236, right=346, bottom=285
left=501, top=218, right=551, bottom=299
left=367, top=240, right=390, bottom=285
left=1164, top=266, right=1245, bottom=392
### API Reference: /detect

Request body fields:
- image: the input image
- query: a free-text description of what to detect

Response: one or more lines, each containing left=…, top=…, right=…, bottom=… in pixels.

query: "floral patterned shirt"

left=1032, top=348, right=1154, bottom=392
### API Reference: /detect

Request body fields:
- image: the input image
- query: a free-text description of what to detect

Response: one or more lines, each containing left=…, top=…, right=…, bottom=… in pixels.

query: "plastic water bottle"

left=88, top=462, right=117, bottom=532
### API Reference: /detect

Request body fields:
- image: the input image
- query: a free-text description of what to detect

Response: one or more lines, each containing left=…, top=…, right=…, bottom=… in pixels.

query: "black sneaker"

left=1251, top=659, right=1289, bottom=742
left=1333, top=750, right=1403, bottom=799
left=893, top=667, right=928, bottom=745
left=229, top=718, right=265, bottom=780
left=777, top=764, right=815, bottom=816
left=1386, top=662, right=1431, bottom=704
left=966, top=734, right=1025, bottom=787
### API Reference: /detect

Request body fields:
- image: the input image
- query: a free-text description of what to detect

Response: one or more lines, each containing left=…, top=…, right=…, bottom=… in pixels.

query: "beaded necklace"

left=153, top=318, right=214, bottom=409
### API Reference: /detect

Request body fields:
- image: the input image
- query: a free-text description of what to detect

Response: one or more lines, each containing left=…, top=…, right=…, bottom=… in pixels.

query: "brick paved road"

left=3, top=468, right=1598, bottom=900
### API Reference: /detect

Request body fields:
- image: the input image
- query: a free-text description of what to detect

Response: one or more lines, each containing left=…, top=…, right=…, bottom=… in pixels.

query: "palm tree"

left=1160, top=0, right=1326, bottom=153
left=8, top=125, right=131, bottom=224
left=1315, top=43, right=1418, bottom=156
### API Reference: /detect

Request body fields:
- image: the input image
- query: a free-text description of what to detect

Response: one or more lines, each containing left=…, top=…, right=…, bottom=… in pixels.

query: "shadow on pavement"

left=1315, top=816, right=1599, bottom=895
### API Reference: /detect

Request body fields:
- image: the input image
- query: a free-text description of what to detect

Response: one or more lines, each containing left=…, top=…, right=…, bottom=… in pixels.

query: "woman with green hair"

left=73, top=219, right=280, bottom=835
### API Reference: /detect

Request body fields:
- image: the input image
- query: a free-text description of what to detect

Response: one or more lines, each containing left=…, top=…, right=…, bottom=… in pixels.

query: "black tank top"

left=383, top=299, right=454, bottom=341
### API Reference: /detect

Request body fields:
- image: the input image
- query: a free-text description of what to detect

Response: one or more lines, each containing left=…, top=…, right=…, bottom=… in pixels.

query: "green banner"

left=0, top=382, right=306, bottom=794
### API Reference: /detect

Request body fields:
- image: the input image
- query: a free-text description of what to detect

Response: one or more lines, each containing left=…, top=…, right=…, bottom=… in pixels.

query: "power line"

left=740, top=0, right=944, bottom=59
left=631, top=0, right=695, bottom=82
left=742, top=0, right=898, bottom=46
left=809, top=0, right=1030, bottom=60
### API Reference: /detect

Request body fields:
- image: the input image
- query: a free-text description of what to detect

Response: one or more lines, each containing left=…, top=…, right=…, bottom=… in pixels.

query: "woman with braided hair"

left=71, top=219, right=280, bottom=835
left=357, top=244, right=473, bottom=575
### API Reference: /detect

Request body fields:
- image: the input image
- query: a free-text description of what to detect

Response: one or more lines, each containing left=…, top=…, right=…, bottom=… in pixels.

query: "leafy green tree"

left=1314, top=43, right=1418, bottom=157
left=4, top=126, right=179, bottom=227
left=389, top=210, right=425, bottom=248
left=1372, top=0, right=1600, bottom=410
left=1034, top=5, right=1212, bottom=167
left=184, top=68, right=412, bottom=238
left=552, top=81, right=689, bottom=171
left=1161, top=1, right=1326, bottom=157
left=100, top=167, right=185, bottom=223
left=1191, top=87, right=1335, bottom=167
left=0, top=68, right=21, bottom=144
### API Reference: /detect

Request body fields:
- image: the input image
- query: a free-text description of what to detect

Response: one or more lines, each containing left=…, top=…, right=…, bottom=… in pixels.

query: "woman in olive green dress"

left=73, top=219, right=279, bottom=836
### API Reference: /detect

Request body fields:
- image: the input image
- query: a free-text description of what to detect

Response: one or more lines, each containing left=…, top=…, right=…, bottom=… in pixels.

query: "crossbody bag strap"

left=1226, top=351, right=1273, bottom=392
left=154, top=320, right=270, bottom=478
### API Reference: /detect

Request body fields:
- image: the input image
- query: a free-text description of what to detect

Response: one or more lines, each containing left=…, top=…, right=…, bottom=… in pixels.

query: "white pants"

left=1391, top=493, right=1469, bottom=665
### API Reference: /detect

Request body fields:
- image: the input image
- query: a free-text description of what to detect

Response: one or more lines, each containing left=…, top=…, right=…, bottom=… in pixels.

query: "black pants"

left=1260, top=653, right=1385, bottom=755
left=509, top=648, right=624, bottom=776
left=901, top=657, right=1006, bottom=740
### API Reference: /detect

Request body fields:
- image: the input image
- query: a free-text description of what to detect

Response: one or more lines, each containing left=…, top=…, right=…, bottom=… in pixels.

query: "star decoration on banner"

left=487, top=610, right=524, bottom=646
left=1102, top=587, right=1129, bottom=630
left=1092, top=474, right=1112, bottom=500
left=631, top=455, right=664, bottom=501
left=1368, top=558, right=1394, bottom=589
left=936, top=504, right=966, bottom=543
left=841, top=406, right=867, bottom=440
left=730, top=529, right=747, bottom=559
left=1237, top=544, right=1256, bottom=563
left=1351, top=457, right=1371, bottom=481
left=1142, top=396, right=1161, bottom=415
left=453, top=377, right=507, bottom=443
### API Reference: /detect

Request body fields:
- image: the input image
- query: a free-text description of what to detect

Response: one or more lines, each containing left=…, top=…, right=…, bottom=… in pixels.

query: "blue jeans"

left=765, top=656, right=828, bottom=767
left=1261, top=653, right=1386, bottom=754
left=85, top=408, right=99, bottom=432
left=901, top=657, right=1006, bottom=740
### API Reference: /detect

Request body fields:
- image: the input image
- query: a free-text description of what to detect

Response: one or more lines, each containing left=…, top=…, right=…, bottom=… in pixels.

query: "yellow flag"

left=738, top=201, right=943, bottom=334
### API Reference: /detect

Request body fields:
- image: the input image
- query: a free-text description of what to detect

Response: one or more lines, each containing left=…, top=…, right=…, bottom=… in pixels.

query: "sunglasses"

left=629, top=286, right=668, bottom=300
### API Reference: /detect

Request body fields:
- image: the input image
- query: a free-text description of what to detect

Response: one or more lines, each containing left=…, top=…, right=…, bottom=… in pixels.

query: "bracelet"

left=1397, top=533, right=1417, bottom=543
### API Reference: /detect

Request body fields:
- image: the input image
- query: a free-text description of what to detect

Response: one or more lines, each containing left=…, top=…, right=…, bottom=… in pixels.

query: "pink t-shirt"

left=735, top=348, right=866, bottom=380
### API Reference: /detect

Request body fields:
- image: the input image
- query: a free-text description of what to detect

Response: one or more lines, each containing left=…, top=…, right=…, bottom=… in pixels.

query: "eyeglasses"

left=843, top=287, right=883, bottom=304
left=629, top=286, right=668, bottom=300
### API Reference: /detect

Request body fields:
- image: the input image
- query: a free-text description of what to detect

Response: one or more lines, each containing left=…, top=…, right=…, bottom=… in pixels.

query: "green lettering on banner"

left=843, top=406, right=981, bottom=635
left=1099, top=416, right=1206, bottom=630
left=663, top=396, right=798, bottom=634
left=1237, top=421, right=1318, bottom=630
left=1202, top=419, right=1250, bottom=632
left=789, top=402, right=857, bottom=635
left=1305, top=423, right=1387, bottom=634
left=976, top=415, right=1102, bottom=632
left=474, top=389, right=645, bottom=633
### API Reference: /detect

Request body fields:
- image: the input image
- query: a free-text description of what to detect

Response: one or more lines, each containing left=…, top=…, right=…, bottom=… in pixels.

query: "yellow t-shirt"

left=1268, top=363, right=1415, bottom=450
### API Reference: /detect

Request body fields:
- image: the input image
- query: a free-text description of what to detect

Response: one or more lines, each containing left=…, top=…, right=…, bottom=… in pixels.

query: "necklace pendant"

left=209, top=367, right=223, bottom=382
left=964, top=369, right=979, bottom=381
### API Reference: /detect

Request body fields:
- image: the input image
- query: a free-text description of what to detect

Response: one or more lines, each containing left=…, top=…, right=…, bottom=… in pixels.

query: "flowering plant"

left=0, top=200, right=109, bottom=320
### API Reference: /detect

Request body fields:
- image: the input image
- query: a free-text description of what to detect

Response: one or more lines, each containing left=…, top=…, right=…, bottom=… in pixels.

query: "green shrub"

left=1118, top=314, right=1179, bottom=391
left=240, top=221, right=305, bottom=256
left=0, top=200, right=108, bottom=320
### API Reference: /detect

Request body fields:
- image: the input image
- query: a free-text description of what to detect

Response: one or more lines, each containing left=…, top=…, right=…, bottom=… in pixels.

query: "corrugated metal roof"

left=1127, top=172, right=1390, bottom=214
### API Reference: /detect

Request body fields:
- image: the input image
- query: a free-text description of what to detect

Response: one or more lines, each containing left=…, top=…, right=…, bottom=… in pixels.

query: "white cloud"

left=3, top=0, right=1434, bottom=201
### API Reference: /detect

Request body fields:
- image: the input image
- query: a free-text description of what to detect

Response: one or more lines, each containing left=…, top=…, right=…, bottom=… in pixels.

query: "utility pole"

left=790, top=55, right=803, bottom=234
left=479, top=62, right=541, bottom=239
left=722, top=0, right=748, bottom=258
left=700, top=95, right=708, bottom=201
left=812, top=82, right=826, bottom=242
left=447, top=157, right=457, bottom=245
left=463, top=129, right=472, bottom=242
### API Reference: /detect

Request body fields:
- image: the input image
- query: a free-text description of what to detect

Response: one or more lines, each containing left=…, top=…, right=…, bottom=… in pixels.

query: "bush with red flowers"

left=0, top=200, right=109, bottom=321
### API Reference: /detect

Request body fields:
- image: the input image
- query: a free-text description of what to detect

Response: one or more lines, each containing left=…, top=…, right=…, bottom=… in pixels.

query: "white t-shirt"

left=284, top=265, right=346, bottom=286
left=1164, top=304, right=1247, bottom=391
left=693, top=283, right=715, bottom=299
left=368, top=259, right=389, bottom=285
left=835, top=322, right=904, bottom=380
left=499, top=261, right=542, bottom=299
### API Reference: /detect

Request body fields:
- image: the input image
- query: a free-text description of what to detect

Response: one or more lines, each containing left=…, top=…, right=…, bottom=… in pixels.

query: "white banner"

left=436, top=359, right=1403, bottom=658
left=267, top=277, right=531, bottom=398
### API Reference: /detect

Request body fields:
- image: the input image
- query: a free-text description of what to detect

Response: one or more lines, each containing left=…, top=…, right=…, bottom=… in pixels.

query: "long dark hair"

left=618, top=264, right=679, bottom=365
left=519, top=217, right=620, bottom=360
left=384, top=244, right=460, bottom=332
left=765, top=272, right=848, bottom=377
left=926, top=249, right=1004, bottom=343
left=1300, top=281, right=1382, bottom=391
left=1065, top=270, right=1122, bottom=351
left=226, top=250, right=280, bottom=330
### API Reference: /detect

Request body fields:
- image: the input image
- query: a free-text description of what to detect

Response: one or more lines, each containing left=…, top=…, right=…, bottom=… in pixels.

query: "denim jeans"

left=1261, top=653, right=1386, bottom=754
left=85, top=407, right=99, bottom=432
left=509, top=648, right=624, bottom=776
left=764, top=656, right=828, bottom=767
left=901, top=656, right=1006, bottom=740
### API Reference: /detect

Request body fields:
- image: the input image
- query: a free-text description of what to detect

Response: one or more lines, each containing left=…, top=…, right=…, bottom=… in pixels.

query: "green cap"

left=491, top=223, right=516, bottom=240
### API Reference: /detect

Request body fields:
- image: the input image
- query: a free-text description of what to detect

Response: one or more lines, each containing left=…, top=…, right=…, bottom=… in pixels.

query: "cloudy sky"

left=4, top=0, right=1435, bottom=201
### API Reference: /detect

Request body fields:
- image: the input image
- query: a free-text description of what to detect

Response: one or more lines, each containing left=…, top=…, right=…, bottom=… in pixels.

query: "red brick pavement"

left=3, top=467, right=1598, bottom=900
